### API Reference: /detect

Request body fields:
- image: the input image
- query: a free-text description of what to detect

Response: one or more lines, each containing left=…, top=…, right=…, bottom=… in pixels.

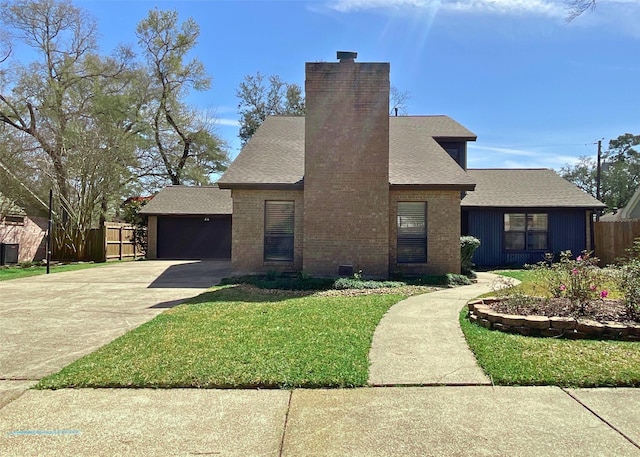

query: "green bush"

left=460, top=236, right=481, bottom=276
left=333, top=278, right=405, bottom=290
left=415, top=273, right=471, bottom=286
left=526, top=250, right=609, bottom=315
left=617, top=239, right=640, bottom=320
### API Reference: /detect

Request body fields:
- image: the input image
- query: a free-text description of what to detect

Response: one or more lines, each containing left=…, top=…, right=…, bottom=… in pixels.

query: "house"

left=141, top=185, right=232, bottom=260
left=0, top=192, right=48, bottom=265
left=461, top=169, right=605, bottom=267
left=599, top=185, right=640, bottom=221
left=144, top=52, right=604, bottom=275
left=217, top=53, right=475, bottom=277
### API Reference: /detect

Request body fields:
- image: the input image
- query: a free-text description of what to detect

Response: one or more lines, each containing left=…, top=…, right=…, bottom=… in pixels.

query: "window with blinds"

left=397, top=202, right=427, bottom=263
left=264, top=201, right=294, bottom=261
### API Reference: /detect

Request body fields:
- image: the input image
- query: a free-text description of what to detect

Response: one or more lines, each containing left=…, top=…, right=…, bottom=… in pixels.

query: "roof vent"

left=337, top=51, right=357, bottom=62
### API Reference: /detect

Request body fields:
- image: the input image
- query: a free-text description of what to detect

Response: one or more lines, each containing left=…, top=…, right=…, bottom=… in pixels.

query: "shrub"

left=528, top=250, right=607, bottom=314
left=332, top=278, right=405, bottom=290
left=617, top=238, right=640, bottom=320
left=460, top=236, right=481, bottom=276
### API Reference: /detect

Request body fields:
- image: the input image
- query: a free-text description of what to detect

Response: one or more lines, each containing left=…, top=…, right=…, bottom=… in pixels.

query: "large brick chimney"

left=303, top=52, right=390, bottom=277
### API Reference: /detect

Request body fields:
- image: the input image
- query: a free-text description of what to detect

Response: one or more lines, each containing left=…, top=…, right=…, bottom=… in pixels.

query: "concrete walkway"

left=2, top=269, right=639, bottom=456
left=0, top=260, right=231, bottom=381
left=1, top=386, right=639, bottom=456
left=368, top=272, right=501, bottom=385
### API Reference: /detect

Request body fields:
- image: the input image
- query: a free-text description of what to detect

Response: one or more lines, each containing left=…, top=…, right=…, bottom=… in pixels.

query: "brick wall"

left=303, top=60, right=390, bottom=277
left=390, top=190, right=462, bottom=276
left=231, top=189, right=304, bottom=273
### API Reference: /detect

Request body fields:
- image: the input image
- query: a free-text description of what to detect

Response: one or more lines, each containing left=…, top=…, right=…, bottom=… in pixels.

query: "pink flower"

left=571, top=268, right=578, bottom=274
left=600, top=290, right=609, bottom=299
left=559, top=284, right=566, bottom=291
left=576, top=256, right=583, bottom=262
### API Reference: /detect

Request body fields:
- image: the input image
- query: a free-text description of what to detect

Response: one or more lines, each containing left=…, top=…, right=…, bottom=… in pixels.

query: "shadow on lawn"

left=150, top=284, right=318, bottom=309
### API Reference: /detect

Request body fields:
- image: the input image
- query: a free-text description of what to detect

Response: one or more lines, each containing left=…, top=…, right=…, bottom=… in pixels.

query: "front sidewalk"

left=1, top=386, right=639, bottom=456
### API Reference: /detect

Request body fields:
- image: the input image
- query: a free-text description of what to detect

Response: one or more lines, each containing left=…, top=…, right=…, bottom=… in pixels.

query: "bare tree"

left=566, top=0, right=596, bottom=21
left=390, top=86, right=411, bottom=116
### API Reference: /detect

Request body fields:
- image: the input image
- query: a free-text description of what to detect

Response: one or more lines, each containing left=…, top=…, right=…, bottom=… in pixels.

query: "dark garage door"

left=157, top=215, right=231, bottom=260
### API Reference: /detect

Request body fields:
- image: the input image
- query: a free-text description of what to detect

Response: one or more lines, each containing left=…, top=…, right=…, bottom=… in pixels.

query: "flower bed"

left=468, top=298, right=640, bottom=341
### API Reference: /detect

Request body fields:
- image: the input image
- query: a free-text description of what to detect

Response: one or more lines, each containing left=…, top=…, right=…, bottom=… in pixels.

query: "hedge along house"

left=461, top=169, right=606, bottom=267
left=141, top=185, right=232, bottom=260
left=218, top=52, right=476, bottom=277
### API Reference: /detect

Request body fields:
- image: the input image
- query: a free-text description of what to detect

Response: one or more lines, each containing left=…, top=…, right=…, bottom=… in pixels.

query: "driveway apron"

left=368, top=272, right=502, bottom=385
left=0, top=260, right=231, bottom=381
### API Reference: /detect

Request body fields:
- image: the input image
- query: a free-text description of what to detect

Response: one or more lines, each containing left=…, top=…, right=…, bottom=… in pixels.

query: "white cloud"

left=443, top=0, right=563, bottom=16
left=469, top=144, right=539, bottom=157
left=325, top=0, right=564, bottom=16
left=326, top=0, right=432, bottom=13
left=216, top=118, right=241, bottom=127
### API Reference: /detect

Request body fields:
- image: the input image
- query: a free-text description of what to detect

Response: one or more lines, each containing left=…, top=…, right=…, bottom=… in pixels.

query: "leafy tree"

left=0, top=0, right=139, bottom=257
left=236, top=73, right=412, bottom=144
left=135, top=8, right=228, bottom=186
left=560, top=133, right=640, bottom=212
left=236, top=72, right=305, bottom=145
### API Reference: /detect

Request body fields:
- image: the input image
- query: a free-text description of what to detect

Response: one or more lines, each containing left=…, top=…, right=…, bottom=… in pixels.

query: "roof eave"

left=217, top=182, right=304, bottom=191
left=461, top=203, right=607, bottom=209
left=390, top=183, right=476, bottom=191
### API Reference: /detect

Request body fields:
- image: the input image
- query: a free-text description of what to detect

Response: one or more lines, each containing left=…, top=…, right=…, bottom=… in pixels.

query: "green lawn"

left=37, top=286, right=406, bottom=389
left=0, top=262, right=104, bottom=281
left=460, top=307, right=640, bottom=387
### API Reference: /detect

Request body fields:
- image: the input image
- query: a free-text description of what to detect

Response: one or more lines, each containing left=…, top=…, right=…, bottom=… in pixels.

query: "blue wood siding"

left=465, top=208, right=588, bottom=267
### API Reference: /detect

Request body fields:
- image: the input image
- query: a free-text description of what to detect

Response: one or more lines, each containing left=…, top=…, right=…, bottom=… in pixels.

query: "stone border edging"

left=468, top=298, right=640, bottom=341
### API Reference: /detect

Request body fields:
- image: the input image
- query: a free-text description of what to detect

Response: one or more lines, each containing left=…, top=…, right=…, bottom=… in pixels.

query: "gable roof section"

left=218, top=116, right=305, bottom=188
left=140, top=185, right=232, bottom=216
left=461, top=169, right=605, bottom=208
left=218, top=115, right=476, bottom=190
left=389, top=117, right=475, bottom=188
left=600, top=185, right=640, bottom=221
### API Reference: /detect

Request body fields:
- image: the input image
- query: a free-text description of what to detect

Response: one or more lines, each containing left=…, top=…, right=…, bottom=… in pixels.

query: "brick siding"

left=230, top=189, right=304, bottom=273
left=303, top=61, right=391, bottom=277
left=146, top=215, right=158, bottom=259
left=390, top=190, right=462, bottom=276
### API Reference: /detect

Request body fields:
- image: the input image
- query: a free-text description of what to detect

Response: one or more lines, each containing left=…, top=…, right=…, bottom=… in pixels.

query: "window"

left=1, top=215, right=24, bottom=226
left=264, top=201, right=294, bottom=261
left=397, top=202, right=427, bottom=263
left=504, top=213, right=548, bottom=251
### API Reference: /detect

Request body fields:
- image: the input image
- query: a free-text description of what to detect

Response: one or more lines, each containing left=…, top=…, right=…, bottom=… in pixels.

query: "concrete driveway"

left=0, top=260, right=231, bottom=381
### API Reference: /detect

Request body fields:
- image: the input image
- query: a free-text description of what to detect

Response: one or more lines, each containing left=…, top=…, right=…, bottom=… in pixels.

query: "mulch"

left=488, top=297, right=639, bottom=325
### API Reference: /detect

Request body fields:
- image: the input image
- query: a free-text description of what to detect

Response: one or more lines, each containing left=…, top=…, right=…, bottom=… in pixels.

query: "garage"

left=141, top=185, right=233, bottom=260
left=157, top=215, right=231, bottom=259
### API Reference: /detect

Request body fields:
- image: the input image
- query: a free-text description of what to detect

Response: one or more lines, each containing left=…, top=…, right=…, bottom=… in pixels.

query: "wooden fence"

left=55, top=222, right=144, bottom=262
left=594, top=220, right=640, bottom=265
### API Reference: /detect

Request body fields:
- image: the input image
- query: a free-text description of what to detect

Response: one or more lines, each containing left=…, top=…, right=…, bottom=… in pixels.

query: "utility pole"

left=596, top=139, right=602, bottom=221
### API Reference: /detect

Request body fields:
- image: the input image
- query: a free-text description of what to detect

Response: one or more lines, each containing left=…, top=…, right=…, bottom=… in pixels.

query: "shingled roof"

left=140, top=185, right=232, bottom=216
left=461, top=169, right=605, bottom=208
left=217, top=115, right=476, bottom=190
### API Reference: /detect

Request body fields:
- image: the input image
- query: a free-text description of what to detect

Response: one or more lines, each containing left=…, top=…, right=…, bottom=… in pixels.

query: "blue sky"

left=73, top=0, right=640, bottom=170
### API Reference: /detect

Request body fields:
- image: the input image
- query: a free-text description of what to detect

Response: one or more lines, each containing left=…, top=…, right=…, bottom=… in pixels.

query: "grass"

left=460, top=307, right=640, bottom=387
left=37, top=285, right=406, bottom=389
left=0, top=262, right=104, bottom=282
